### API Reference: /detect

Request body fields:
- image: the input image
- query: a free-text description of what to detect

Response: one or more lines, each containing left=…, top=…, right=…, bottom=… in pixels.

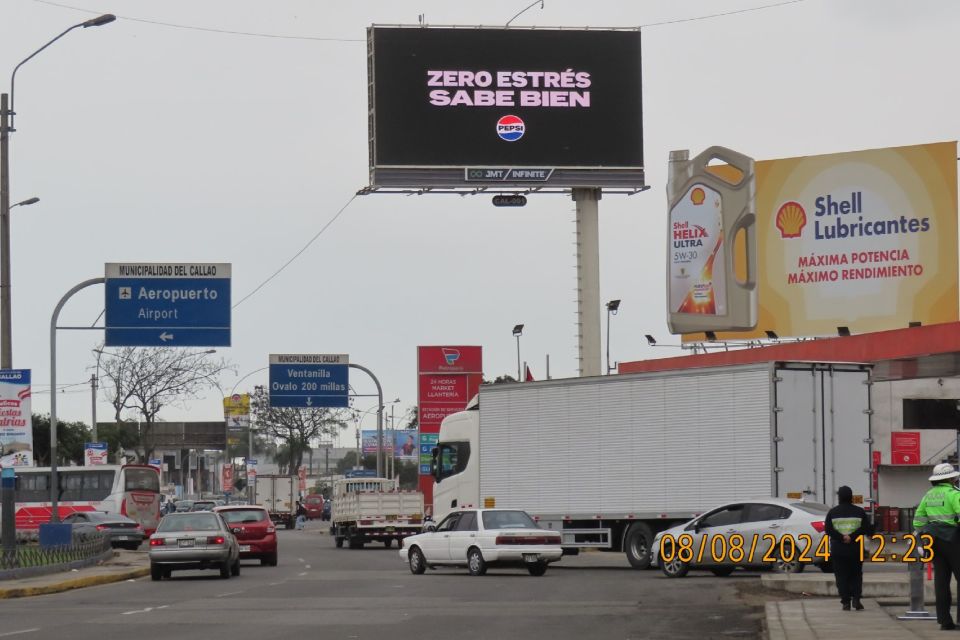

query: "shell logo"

left=775, top=201, right=807, bottom=238
left=690, top=187, right=706, bottom=205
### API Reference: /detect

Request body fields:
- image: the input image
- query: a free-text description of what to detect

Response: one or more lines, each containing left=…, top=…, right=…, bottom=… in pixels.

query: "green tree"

left=31, top=414, right=90, bottom=466
left=252, top=391, right=347, bottom=473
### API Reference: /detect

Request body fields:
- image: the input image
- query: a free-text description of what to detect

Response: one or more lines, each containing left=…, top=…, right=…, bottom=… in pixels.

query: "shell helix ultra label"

left=670, top=184, right=726, bottom=315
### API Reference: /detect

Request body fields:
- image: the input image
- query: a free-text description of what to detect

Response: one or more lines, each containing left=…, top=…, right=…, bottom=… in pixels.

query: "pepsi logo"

left=496, top=115, right=525, bottom=142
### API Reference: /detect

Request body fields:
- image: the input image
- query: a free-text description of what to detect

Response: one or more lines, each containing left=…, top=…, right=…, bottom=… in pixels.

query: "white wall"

left=872, top=377, right=960, bottom=507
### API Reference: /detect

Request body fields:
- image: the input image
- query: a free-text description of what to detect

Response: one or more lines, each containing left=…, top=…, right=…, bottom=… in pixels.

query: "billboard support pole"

left=573, top=188, right=602, bottom=377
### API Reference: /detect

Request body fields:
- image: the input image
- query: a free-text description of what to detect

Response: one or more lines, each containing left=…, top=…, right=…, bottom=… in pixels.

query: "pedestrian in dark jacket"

left=824, top=485, right=872, bottom=611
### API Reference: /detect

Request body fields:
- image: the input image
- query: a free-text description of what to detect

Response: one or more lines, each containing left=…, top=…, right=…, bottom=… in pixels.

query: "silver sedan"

left=148, top=512, right=240, bottom=580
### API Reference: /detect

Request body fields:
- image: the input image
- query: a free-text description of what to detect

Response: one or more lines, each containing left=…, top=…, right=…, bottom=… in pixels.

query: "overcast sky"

left=2, top=0, right=957, bottom=446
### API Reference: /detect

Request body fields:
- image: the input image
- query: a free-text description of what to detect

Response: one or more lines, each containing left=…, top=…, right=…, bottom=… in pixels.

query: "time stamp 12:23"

left=657, top=533, right=935, bottom=564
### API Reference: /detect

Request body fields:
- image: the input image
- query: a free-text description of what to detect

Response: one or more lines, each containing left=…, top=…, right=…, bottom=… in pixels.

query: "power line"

left=232, top=194, right=357, bottom=309
left=639, top=0, right=807, bottom=28
left=33, top=0, right=364, bottom=42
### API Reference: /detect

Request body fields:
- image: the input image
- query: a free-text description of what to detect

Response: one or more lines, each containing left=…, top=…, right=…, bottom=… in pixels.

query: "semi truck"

left=255, top=475, right=297, bottom=530
left=430, top=362, right=873, bottom=569
left=330, top=477, right=425, bottom=549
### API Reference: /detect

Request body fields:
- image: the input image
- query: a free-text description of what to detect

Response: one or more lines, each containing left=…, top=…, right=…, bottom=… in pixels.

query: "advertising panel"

left=682, top=142, right=958, bottom=340
left=361, top=430, right=419, bottom=461
left=0, top=370, right=32, bottom=467
left=85, top=442, right=109, bottom=466
left=223, top=393, right=250, bottom=430
left=368, top=26, right=643, bottom=188
left=417, top=347, right=483, bottom=508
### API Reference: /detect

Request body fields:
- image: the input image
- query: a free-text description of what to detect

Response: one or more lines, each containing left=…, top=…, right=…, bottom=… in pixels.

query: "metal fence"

left=0, top=536, right=111, bottom=571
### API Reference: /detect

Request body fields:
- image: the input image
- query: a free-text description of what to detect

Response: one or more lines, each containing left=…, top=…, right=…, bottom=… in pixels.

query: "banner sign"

left=246, top=458, right=257, bottom=482
left=84, top=442, right=109, bottom=466
left=0, top=370, right=32, bottom=467
left=222, top=463, right=234, bottom=492
left=367, top=26, right=643, bottom=188
left=684, top=142, right=958, bottom=340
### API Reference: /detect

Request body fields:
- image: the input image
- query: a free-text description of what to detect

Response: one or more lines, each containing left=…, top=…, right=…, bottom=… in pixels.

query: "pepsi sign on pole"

left=269, top=354, right=349, bottom=409
left=104, top=263, right=231, bottom=347
left=367, top=26, right=643, bottom=189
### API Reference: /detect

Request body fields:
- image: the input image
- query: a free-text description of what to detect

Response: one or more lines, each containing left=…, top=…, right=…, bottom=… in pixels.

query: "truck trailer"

left=430, top=362, right=873, bottom=569
left=255, top=475, right=297, bottom=530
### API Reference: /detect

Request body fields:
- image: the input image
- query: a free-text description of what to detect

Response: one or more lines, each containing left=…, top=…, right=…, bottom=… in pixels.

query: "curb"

left=0, top=566, right=150, bottom=599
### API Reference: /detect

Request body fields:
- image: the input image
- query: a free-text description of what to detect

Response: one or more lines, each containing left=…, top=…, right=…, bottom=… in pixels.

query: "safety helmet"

left=929, top=462, right=960, bottom=482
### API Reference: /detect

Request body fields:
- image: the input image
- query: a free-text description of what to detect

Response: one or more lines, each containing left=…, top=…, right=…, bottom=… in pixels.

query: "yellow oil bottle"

left=666, top=147, right=757, bottom=334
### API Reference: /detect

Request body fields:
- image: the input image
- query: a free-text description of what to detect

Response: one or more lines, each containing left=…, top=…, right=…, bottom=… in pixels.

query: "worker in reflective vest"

left=914, top=463, right=960, bottom=630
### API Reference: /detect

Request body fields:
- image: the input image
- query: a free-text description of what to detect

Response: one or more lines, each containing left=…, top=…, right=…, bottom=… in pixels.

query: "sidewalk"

left=0, top=549, right=149, bottom=598
left=767, top=599, right=943, bottom=640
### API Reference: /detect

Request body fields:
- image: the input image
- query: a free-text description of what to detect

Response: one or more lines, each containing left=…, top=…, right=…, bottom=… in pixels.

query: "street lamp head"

left=512, top=324, right=524, bottom=337
left=11, top=197, right=39, bottom=208
left=606, top=299, right=621, bottom=314
left=82, top=14, right=117, bottom=28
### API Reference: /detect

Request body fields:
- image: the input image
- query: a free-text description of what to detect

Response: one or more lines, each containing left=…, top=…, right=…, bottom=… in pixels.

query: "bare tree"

left=251, top=389, right=348, bottom=473
left=97, top=347, right=233, bottom=461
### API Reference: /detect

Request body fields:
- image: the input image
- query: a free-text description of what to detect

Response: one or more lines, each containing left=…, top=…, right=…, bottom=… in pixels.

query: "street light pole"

left=1, top=13, right=115, bottom=369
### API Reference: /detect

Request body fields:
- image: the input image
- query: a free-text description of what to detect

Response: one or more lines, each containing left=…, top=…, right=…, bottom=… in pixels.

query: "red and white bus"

left=9, top=464, right=162, bottom=534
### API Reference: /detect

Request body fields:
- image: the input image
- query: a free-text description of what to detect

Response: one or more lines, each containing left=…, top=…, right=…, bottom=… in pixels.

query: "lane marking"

left=297, top=558, right=305, bottom=563
left=121, top=607, right=154, bottom=616
left=157, top=605, right=169, bottom=610
left=0, top=630, right=40, bottom=638
left=268, top=581, right=285, bottom=586
left=298, top=572, right=307, bottom=576
left=304, top=565, right=311, bottom=569
left=216, top=591, right=243, bottom=598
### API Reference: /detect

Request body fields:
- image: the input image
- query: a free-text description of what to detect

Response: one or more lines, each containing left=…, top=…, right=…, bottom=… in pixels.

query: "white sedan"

left=399, top=508, right=563, bottom=576
left=652, top=497, right=833, bottom=577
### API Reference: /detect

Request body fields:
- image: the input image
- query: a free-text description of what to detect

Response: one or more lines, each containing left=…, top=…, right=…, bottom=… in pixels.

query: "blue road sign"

left=269, top=354, right=349, bottom=409
left=104, top=263, right=231, bottom=347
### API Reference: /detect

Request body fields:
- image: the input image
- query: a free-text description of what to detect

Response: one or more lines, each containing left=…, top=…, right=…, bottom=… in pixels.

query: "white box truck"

left=255, top=475, right=297, bottom=530
left=430, top=362, right=873, bottom=569
left=330, top=477, right=425, bottom=549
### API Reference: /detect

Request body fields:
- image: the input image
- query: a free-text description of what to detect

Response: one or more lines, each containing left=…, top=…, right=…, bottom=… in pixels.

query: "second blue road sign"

left=269, top=354, right=349, bottom=408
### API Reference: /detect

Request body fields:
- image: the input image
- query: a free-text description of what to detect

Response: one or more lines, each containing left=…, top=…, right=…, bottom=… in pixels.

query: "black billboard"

left=367, top=26, right=643, bottom=189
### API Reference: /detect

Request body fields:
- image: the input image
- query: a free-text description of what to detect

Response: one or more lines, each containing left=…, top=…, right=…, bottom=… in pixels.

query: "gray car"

left=148, top=512, right=240, bottom=581
left=63, top=511, right=146, bottom=550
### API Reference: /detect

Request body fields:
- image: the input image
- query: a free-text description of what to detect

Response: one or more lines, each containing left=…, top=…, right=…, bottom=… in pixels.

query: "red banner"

left=222, top=464, right=234, bottom=493
left=298, top=466, right=307, bottom=492
left=418, top=346, right=482, bottom=374
left=891, top=431, right=921, bottom=465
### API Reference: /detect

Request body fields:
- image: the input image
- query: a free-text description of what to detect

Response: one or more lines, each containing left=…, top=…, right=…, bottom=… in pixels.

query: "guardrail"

left=0, top=536, right=112, bottom=575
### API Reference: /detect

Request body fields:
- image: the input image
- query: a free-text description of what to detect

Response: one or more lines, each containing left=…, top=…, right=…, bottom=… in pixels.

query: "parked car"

left=399, top=508, right=562, bottom=576
left=190, top=500, right=217, bottom=512
left=304, top=494, right=324, bottom=520
left=215, top=505, right=278, bottom=566
left=148, top=512, right=240, bottom=581
left=652, top=498, right=832, bottom=578
left=63, top=511, right=146, bottom=550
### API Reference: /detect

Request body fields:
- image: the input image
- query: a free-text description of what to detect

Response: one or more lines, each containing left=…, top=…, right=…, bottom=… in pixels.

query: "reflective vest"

left=914, top=483, right=960, bottom=540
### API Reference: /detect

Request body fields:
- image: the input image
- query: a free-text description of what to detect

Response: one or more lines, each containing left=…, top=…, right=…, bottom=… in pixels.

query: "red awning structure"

left=619, top=322, right=960, bottom=381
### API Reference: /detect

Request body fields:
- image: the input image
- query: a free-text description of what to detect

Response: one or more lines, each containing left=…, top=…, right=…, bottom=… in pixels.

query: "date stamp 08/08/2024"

left=657, top=532, right=935, bottom=564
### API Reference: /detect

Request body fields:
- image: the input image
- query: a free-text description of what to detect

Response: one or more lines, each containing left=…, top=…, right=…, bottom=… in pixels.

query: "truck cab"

left=431, top=395, right=481, bottom=522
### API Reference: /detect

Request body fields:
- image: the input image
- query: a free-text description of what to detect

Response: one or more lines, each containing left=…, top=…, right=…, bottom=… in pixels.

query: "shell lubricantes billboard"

left=680, top=141, right=958, bottom=339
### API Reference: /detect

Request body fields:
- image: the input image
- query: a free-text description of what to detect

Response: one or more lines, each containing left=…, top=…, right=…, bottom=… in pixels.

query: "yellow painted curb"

left=0, top=567, right=150, bottom=599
